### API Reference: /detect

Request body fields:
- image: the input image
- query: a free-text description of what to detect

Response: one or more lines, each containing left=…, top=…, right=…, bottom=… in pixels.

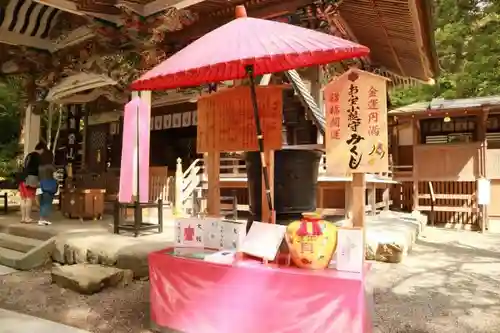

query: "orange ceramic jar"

left=285, top=213, right=338, bottom=270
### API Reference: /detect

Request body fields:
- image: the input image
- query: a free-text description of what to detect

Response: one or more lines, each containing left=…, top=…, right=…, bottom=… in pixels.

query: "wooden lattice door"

left=87, top=124, right=108, bottom=173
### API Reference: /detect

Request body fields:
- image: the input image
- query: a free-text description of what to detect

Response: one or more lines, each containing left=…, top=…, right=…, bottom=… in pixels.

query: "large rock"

left=116, top=241, right=172, bottom=278
left=51, top=264, right=133, bottom=294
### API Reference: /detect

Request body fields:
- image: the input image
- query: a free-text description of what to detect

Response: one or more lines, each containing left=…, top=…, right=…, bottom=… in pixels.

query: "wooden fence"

left=392, top=180, right=479, bottom=228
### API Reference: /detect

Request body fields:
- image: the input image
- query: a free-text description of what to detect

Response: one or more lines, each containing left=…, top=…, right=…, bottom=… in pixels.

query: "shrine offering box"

left=61, top=188, right=105, bottom=220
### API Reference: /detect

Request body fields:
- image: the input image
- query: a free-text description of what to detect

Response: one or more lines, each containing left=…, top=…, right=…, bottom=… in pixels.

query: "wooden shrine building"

left=389, top=96, right=500, bottom=231
left=0, top=0, right=438, bottom=219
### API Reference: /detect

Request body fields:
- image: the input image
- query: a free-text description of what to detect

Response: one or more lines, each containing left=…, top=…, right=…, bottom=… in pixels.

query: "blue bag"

left=40, top=179, right=58, bottom=195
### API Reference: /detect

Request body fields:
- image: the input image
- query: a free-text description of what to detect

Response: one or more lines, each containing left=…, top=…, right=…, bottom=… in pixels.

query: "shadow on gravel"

left=372, top=234, right=500, bottom=333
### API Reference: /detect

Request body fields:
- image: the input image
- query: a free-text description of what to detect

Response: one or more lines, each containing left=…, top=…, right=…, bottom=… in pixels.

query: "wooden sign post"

left=324, top=68, right=390, bottom=229
left=197, top=85, right=283, bottom=221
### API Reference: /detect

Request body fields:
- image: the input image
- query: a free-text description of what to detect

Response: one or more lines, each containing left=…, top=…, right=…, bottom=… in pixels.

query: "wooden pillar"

left=351, top=173, right=366, bottom=228
left=81, top=104, right=89, bottom=169
left=261, top=150, right=275, bottom=223
left=22, top=104, right=40, bottom=157
left=383, top=185, right=390, bottom=211
left=478, top=108, right=489, bottom=232
left=368, top=182, right=376, bottom=216
left=207, top=152, right=221, bottom=217
left=344, top=181, right=352, bottom=220
left=391, top=118, right=399, bottom=173
left=412, top=117, right=419, bottom=211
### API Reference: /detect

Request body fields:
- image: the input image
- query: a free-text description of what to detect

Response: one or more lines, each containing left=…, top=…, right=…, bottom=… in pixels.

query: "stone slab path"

left=0, top=308, right=90, bottom=333
left=0, top=265, right=16, bottom=276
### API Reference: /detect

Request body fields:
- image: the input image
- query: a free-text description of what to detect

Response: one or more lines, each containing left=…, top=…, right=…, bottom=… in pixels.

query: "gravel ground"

left=0, top=268, right=152, bottom=333
left=0, top=227, right=500, bottom=333
left=371, top=228, right=500, bottom=333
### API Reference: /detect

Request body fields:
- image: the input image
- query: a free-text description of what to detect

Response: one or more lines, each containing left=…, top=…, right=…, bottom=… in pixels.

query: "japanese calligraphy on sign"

left=174, top=218, right=204, bottom=247
left=65, top=104, right=82, bottom=164
left=196, top=86, right=283, bottom=153
left=174, top=218, right=247, bottom=250
left=324, top=68, right=389, bottom=174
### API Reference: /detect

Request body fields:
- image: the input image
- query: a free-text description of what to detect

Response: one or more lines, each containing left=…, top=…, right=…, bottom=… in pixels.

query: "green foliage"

left=0, top=81, right=23, bottom=145
left=390, top=0, right=500, bottom=107
left=0, top=79, right=24, bottom=178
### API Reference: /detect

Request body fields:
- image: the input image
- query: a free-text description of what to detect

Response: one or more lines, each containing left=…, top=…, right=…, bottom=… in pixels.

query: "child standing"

left=38, top=166, right=57, bottom=226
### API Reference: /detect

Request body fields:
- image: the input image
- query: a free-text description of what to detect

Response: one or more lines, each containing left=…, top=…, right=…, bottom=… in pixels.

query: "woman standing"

left=19, top=142, right=45, bottom=223
left=38, top=165, right=57, bottom=225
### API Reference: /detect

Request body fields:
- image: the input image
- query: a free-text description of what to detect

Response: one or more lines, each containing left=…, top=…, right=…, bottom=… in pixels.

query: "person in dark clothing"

left=19, top=142, right=45, bottom=223
left=39, top=148, right=54, bottom=166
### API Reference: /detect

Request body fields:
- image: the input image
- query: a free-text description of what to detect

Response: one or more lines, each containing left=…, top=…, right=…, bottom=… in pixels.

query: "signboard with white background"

left=110, top=110, right=198, bottom=135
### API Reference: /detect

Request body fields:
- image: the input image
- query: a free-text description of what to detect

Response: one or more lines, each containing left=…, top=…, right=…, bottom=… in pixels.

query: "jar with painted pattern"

left=285, top=212, right=338, bottom=270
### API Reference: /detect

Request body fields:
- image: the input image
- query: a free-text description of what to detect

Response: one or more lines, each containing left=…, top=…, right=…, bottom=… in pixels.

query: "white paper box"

left=240, top=222, right=286, bottom=261
left=203, top=218, right=222, bottom=249
left=221, top=220, right=247, bottom=250
left=174, top=218, right=204, bottom=247
left=336, top=228, right=364, bottom=273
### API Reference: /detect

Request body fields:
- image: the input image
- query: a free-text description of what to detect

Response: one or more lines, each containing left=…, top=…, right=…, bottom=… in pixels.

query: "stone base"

left=51, top=264, right=133, bottom=295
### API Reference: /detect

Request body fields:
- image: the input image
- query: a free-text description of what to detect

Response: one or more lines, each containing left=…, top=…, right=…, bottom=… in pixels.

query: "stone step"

left=0, top=233, right=43, bottom=253
left=0, top=235, right=55, bottom=270
left=0, top=247, right=25, bottom=268
left=1, top=224, right=54, bottom=241
left=51, top=264, right=133, bottom=295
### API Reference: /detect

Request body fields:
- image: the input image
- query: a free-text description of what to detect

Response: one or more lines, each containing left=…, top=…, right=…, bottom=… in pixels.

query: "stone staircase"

left=0, top=230, right=55, bottom=270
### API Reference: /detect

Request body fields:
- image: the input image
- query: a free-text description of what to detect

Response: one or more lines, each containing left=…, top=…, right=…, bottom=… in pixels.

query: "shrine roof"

left=389, top=96, right=500, bottom=116
left=0, top=0, right=437, bottom=103
left=338, top=0, right=437, bottom=83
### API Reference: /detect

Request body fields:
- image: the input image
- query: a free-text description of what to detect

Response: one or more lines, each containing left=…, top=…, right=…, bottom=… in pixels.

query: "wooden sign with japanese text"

left=196, top=86, right=283, bottom=153
left=324, top=69, right=389, bottom=174
left=65, top=104, right=82, bottom=167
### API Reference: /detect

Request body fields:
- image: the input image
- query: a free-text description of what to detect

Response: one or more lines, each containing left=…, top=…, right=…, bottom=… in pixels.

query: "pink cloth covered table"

left=149, top=248, right=372, bottom=333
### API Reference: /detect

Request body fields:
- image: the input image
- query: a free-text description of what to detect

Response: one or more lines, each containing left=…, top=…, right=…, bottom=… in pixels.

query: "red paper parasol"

left=131, top=7, right=369, bottom=90
left=131, top=6, right=369, bottom=222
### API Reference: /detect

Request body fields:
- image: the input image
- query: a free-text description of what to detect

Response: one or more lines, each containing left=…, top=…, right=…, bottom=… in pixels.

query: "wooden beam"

left=418, top=206, right=479, bottom=213
left=165, top=0, right=312, bottom=43
left=366, top=0, right=406, bottom=77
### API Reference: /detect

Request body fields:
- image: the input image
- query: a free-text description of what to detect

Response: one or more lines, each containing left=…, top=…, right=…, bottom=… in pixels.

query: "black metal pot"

left=244, top=149, right=322, bottom=229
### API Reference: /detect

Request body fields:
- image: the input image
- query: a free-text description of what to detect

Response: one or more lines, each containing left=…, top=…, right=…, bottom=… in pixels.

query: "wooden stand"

left=113, top=199, right=164, bottom=237
left=61, top=188, right=105, bottom=220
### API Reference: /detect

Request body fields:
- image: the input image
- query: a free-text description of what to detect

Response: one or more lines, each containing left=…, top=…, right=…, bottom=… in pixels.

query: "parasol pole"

left=245, top=64, right=274, bottom=222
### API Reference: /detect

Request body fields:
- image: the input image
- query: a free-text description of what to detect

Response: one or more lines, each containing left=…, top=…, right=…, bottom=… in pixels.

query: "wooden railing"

left=318, top=199, right=393, bottom=217
left=392, top=165, right=414, bottom=180
left=173, top=153, right=396, bottom=214
left=217, top=154, right=394, bottom=179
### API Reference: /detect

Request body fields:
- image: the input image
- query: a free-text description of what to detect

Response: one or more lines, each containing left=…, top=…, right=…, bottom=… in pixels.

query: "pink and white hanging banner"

left=119, top=97, right=150, bottom=203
